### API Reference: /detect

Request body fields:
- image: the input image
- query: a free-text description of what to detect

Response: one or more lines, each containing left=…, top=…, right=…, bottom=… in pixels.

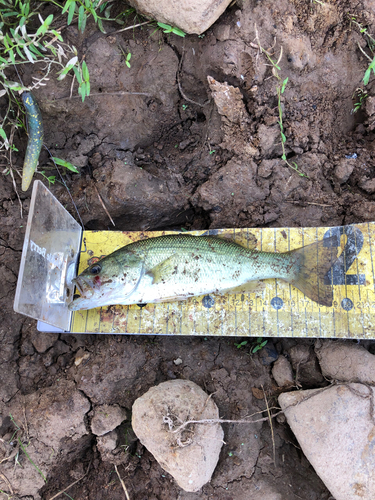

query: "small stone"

left=289, top=345, right=323, bottom=386
left=90, top=404, right=127, bottom=436
left=97, top=429, right=118, bottom=453
left=74, top=349, right=90, bottom=366
left=334, top=158, right=355, bottom=183
left=359, top=177, right=375, bottom=194
left=173, top=358, right=183, bottom=366
left=258, top=342, right=278, bottom=366
left=30, top=331, right=59, bottom=353
left=315, top=341, right=375, bottom=384
left=272, top=356, right=294, bottom=387
left=213, top=24, right=231, bottom=41
left=279, top=384, right=375, bottom=500
left=132, top=379, right=223, bottom=492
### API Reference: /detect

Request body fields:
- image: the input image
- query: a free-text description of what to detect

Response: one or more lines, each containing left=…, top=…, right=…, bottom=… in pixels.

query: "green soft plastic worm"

left=22, top=92, right=44, bottom=191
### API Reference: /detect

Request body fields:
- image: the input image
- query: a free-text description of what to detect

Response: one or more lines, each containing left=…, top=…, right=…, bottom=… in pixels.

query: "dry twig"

left=48, top=460, right=91, bottom=500
left=115, top=464, right=131, bottom=500
left=93, top=183, right=115, bottom=226
left=262, top=385, right=276, bottom=467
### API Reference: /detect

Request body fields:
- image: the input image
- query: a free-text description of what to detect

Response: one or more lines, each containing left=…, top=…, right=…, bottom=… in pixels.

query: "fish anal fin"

left=220, top=280, right=266, bottom=296
left=146, top=256, right=179, bottom=284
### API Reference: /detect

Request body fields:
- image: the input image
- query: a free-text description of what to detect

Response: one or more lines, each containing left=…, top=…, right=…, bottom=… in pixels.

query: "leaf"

left=52, top=157, right=79, bottom=172
left=0, top=127, right=8, bottom=141
left=157, top=22, right=171, bottom=30
left=72, top=65, right=83, bottom=84
left=80, top=81, right=87, bottom=101
left=67, top=0, right=76, bottom=25
left=45, top=14, right=54, bottom=26
left=363, top=67, right=371, bottom=86
left=171, top=27, right=186, bottom=37
left=62, top=0, right=73, bottom=15
left=281, top=131, right=286, bottom=143
left=78, top=6, right=86, bottom=32
left=97, top=17, right=106, bottom=33
left=282, top=153, right=287, bottom=161
left=23, top=45, right=35, bottom=63
left=86, top=80, right=90, bottom=96
left=281, top=77, right=289, bottom=93
left=82, top=60, right=89, bottom=81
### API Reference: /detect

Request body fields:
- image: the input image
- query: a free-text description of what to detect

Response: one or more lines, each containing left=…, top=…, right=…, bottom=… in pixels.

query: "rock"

left=30, top=330, right=59, bottom=353
left=272, top=356, right=294, bottom=387
left=258, top=124, right=280, bottom=156
left=279, top=383, right=375, bottom=500
left=258, top=342, right=278, bottom=366
left=127, top=0, right=233, bottom=35
left=207, top=76, right=248, bottom=125
left=289, top=344, right=323, bottom=386
left=359, top=177, right=375, bottom=194
left=90, top=404, right=128, bottom=436
left=97, top=429, right=118, bottom=453
left=315, top=341, right=375, bottom=384
left=132, top=379, right=223, bottom=492
left=334, top=158, right=355, bottom=183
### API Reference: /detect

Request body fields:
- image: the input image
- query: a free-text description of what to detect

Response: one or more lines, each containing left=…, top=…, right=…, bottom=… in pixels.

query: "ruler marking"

left=138, top=307, right=142, bottom=334
left=179, top=302, right=183, bottom=335
left=288, top=228, right=294, bottom=337
left=152, top=304, right=156, bottom=335
left=353, top=225, right=366, bottom=337
left=98, top=307, right=102, bottom=333
left=125, top=305, right=129, bottom=334
left=367, top=222, right=375, bottom=293
left=166, top=303, right=169, bottom=335
left=110, top=307, right=116, bottom=333
left=84, top=309, right=88, bottom=334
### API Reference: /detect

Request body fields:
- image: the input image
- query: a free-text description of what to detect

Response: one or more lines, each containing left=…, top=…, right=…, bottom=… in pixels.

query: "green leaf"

left=281, top=77, right=289, bottom=93
left=82, top=60, right=89, bottom=81
left=52, top=157, right=79, bottom=172
left=281, top=131, right=286, bottom=143
left=171, top=27, right=186, bottom=37
left=72, top=65, right=83, bottom=84
left=363, top=68, right=371, bottom=86
left=78, top=6, right=86, bottom=32
left=282, top=154, right=287, bottom=161
left=67, top=0, right=76, bottom=25
left=157, top=22, right=171, bottom=30
left=97, top=17, right=106, bottom=33
left=86, top=80, right=90, bottom=96
left=80, top=81, right=86, bottom=101
left=0, top=128, right=8, bottom=141
left=62, top=0, right=73, bottom=14
left=45, top=14, right=54, bottom=26
left=9, top=49, right=15, bottom=64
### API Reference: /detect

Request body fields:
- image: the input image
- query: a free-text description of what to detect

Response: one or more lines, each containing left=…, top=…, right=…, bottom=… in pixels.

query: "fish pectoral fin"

left=219, top=280, right=266, bottom=296
left=146, top=256, right=179, bottom=284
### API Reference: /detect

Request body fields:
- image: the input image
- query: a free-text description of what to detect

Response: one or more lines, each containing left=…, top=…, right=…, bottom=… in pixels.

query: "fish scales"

left=69, top=234, right=338, bottom=311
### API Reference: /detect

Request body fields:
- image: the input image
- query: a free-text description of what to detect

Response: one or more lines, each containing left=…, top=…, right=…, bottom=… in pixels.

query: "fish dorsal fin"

left=219, top=280, right=266, bottom=296
left=146, top=255, right=179, bottom=284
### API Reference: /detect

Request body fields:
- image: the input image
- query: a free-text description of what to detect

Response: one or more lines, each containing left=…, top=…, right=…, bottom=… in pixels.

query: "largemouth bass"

left=68, top=234, right=337, bottom=311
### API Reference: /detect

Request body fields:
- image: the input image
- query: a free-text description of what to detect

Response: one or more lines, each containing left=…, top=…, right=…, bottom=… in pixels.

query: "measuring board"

left=70, top=223, right=375, bottom=339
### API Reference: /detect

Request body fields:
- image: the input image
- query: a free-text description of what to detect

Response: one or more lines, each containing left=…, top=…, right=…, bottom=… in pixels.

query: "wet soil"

left=2, top=0, right=375, bottom=498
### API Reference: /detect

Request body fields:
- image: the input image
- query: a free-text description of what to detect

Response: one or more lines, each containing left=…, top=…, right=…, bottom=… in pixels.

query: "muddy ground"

left=2, top=0, right=375, bottom=498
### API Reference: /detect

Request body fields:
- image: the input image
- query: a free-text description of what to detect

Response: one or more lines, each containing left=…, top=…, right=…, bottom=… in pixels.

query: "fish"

left=68, top=234, right=338, bottom=311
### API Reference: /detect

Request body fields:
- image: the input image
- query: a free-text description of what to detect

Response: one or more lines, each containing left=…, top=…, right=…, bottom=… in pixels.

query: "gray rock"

left=127, top=0, right=233, bottom=35
left=289, top=344, right=323, bottom=386
left=359, top=177, right=375, bottom=194
left=91, top=404, right=127, bottom=436
left=279, top=383, right=375, bottom=500
left=132, top=379, right=223, bottom=492
left=272, top=356, right=294, bottom=387
left=258, top=124, right=280, bottom=156
left=97, top=429, right=118, bottom=453
left=334, top=158, right=355, bottom=183
left=30, top=330, right=59, bottom=353
left=315, top=341, right=375, bottom=384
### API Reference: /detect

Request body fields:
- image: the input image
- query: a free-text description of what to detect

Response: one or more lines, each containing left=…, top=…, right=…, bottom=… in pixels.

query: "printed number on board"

left=323, top=226, right=365, bottom=285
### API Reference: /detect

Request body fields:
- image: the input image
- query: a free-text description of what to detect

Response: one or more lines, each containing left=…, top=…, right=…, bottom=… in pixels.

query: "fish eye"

left=90, top=264, right=102, bottom=275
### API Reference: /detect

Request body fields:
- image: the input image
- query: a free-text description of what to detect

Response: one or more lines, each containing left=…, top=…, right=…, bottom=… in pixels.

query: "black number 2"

left=323, top=226, right=365, bottom=285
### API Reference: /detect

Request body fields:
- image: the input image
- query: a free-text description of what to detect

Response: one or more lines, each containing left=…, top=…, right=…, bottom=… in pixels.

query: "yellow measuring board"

left=71, top=223, right=375, bottom=338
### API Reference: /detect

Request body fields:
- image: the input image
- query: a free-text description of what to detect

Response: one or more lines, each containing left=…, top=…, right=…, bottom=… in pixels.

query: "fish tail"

left=287, top=236, right=338, bottom=307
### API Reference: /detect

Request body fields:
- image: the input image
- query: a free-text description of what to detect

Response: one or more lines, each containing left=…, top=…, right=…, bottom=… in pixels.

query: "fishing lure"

left=22, top=92, right=44, bottom=191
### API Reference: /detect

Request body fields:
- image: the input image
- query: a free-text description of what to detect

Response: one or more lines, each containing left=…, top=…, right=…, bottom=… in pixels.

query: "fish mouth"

left=72, top=277, right=94, bottom=299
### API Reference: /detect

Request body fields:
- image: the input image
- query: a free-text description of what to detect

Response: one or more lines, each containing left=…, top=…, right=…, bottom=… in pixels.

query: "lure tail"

left=288, top=236, right=338, bottom=307
left=22, top=92, right=44, bottom=191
